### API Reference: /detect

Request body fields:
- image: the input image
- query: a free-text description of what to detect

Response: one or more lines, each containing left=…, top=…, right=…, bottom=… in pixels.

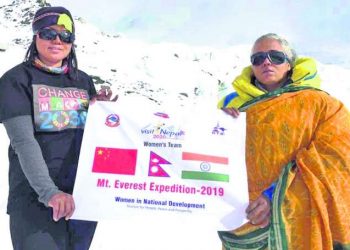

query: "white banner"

left=72, top=97, right=248, bottom=248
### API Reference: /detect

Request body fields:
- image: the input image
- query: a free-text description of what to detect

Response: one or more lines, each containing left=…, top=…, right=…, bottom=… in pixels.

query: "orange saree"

left=219, top=88, right=350, bottom=249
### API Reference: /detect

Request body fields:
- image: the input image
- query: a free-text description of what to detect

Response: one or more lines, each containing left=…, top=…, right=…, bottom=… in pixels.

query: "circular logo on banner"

left=105, top=114, right=120, bottom=127
left=200, top=162, right=211, bottom=172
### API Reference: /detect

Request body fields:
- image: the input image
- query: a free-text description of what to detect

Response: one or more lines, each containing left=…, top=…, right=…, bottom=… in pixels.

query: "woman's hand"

left=92, top=85, right=118, bottom=103
left=48, top=192, right=75, bottom=222
left=222, top=107, right=240, bottom=118
left=245, top=195, right=271, bottom=228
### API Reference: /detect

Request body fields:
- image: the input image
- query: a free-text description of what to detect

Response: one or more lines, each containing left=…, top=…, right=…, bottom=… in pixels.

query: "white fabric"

left=72, top=97, right=249, bottom=249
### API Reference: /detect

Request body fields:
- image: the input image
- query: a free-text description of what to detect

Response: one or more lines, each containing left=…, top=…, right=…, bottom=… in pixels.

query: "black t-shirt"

left=0, top=62, right=97, bottom=213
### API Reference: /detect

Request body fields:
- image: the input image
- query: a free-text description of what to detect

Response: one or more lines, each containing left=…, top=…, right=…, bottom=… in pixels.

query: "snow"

left=1, top=0, right=350, bottom=249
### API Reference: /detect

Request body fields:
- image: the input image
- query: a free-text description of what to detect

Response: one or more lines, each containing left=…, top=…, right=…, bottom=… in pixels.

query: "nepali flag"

left=148, top=151, right=171, bottom=177
left=181, top=151, right=229, bottom=182
left=92, top=147, right=137, bottom=175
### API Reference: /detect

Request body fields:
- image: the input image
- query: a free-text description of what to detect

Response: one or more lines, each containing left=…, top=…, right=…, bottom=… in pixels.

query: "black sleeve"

left=0, top=67, right=33, bottom=122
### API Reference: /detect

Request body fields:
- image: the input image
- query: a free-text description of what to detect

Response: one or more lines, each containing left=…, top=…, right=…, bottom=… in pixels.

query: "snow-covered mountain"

left=1, top=0, right=349, bottom=106
left=1, top=0, right=350, bottom=249
left=0, top=0, right=253, bottom=107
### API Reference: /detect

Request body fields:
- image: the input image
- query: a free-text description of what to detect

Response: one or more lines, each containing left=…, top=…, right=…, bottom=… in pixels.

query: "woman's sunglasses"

left=37, top=28, right=75, bottom=43
left=250, top=50, right=288, bottom=66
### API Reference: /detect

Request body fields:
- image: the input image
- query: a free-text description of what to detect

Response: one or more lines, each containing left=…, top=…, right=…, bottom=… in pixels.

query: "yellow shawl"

left=217, top=57, right=321, bottom=109
left=218, top=89, right=350, bottom=249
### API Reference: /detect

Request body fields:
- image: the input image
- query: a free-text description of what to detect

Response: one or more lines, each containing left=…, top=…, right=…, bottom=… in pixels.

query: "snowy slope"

left=1, top=0, right=350, bottom=249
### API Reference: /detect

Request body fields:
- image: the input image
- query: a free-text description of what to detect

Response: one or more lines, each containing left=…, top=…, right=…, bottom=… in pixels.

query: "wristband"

left=262, top=182, right=276, bottom=202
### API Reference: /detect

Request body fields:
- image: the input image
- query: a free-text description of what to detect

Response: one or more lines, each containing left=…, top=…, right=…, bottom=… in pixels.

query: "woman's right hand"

left=222, top=107, right=240, bottom=118
left=48, top=192, right=75, bottom=222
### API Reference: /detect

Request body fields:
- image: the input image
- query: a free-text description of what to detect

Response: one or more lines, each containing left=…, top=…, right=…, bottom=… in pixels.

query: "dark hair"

left=24, top=35, right=79, bottom=80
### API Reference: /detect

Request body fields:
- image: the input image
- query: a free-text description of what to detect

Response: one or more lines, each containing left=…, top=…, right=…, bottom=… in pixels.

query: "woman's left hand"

left=94, top=85, right=118, bottom=102
left=245, top=195, right=271, bottom=228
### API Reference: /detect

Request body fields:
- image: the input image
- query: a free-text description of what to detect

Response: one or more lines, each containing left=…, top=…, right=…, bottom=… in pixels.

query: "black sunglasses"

left=37, top=29, right=75, bottom=43
left=250, top=50, right=288, bottom=66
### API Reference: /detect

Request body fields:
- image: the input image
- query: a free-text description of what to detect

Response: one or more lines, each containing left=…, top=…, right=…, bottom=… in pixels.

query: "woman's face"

left=251, top=38, right=291, bottom=91
left=35, top=25, right=72, bottom=67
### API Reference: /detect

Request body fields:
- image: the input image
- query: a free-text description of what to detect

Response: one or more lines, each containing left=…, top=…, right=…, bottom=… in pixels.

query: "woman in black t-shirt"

left=0, top=6, right=115, bottom=250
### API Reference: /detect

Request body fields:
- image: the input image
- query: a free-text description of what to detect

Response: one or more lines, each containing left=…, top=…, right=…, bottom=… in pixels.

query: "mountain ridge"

left=0, top=0, right=349, bottom=107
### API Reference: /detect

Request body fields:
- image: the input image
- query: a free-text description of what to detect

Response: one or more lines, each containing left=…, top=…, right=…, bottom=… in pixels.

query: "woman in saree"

left=218, top=33, right=350, bottom=249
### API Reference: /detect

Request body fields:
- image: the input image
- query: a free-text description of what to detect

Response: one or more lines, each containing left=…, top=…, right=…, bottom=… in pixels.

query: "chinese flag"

left=92, top=147, right=137, bottom=175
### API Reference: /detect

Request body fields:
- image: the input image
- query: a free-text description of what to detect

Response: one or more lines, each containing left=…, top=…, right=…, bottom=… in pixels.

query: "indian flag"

left=181, top=151, right=229, bottom=182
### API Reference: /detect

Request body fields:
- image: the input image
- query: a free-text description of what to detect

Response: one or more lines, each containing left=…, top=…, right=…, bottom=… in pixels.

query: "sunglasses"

left=37, top=28, right=75, bottom=43
left=250, top=50, right=288, bottom=66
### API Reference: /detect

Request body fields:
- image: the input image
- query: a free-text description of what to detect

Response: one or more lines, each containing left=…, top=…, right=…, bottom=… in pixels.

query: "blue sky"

left=50, top=0, right=350, bottom=66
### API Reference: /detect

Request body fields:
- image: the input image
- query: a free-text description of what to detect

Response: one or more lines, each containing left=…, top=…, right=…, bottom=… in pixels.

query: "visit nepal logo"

left=105, top=114, right=120, bottom=127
